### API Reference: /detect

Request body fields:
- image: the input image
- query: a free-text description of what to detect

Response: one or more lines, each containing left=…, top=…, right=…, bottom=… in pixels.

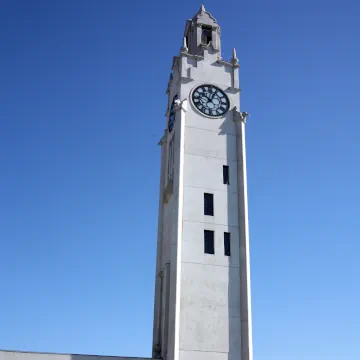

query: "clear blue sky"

left=1, top=0, right=359, bottom=359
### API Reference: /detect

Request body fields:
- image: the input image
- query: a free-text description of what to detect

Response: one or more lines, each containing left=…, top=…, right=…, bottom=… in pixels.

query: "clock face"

left=192, top=84, right=230, bottom=117
left=168, top=95, right=178, bottom=132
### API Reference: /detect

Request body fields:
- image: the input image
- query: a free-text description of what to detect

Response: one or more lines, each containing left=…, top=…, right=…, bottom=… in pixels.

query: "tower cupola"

left=183, top=5, right=221, bottom=57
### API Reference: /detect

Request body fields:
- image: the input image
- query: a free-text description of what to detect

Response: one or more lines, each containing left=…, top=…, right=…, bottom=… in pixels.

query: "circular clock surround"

left=168, top=95, right=178, bottom=132
left=191, top=84, right=230, bottom=118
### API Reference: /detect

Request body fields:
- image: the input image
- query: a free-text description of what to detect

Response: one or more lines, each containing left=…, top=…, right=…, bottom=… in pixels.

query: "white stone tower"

left=152, top=5, right=253, bottom=360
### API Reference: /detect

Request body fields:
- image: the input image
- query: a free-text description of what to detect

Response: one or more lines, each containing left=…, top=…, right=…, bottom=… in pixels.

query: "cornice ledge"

left=216, top=58, right=240, bottom=68
left=180, top=77, right=193, bottom=84
left=226, top=86, right=241, bottom=94
left=179, top=52, right=204, bottom=61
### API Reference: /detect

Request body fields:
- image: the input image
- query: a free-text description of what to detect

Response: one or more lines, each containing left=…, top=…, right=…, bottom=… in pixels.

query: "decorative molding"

left=180, top=52, right=204, bottom=61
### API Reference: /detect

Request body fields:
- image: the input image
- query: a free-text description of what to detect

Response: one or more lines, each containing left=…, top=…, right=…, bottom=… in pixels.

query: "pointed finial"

left=200, top=4, right=206, bottom=12
left=180, top=37, right=188, bottom=53
left=231, top=47, right=239, bottom=65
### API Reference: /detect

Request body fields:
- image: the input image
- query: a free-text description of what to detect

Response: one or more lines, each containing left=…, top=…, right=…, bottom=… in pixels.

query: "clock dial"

left=168, top=95, right=178, bottom=132
left=192, top=85, right=230, bottom=117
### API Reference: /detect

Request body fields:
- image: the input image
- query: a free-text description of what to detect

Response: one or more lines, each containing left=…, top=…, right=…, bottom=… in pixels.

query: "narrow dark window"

left=224, top=232, right=231, bottom=256
left=201, top=26, right=212, bottom=45
left=204, top=193, right=214, bottom=216
left=186, top=35, right=190, bottom=49
left=204, top=230, right=215, bottom=254
left=223, top=165, right=230, bottom=185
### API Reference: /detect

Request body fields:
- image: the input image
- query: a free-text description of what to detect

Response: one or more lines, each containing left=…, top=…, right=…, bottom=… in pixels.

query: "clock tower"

left=152, top=5, right=253, bottom=360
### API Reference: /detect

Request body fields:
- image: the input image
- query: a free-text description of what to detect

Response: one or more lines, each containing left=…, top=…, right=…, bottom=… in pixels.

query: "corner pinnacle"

left=181, top=37, right=188, bottom=53
left=231, top=48, right=239, bottom=65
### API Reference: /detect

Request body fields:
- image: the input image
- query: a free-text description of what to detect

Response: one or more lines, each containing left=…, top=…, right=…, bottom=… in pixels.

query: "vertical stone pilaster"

left=234, top=108, right=253, bottom=360
left=152, top=130, right=168, bottom=358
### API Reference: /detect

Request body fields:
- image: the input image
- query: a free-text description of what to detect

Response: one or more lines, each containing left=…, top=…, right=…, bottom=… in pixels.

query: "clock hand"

left=208, top=87, right=213, bottom=100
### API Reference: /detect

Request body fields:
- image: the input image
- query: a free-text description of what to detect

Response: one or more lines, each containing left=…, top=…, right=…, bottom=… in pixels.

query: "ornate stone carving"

left=173, top=98, right=188, bottom=112
left=233, top=106, right=250, bottom=124
left=241, top=111, right=250, bottom=123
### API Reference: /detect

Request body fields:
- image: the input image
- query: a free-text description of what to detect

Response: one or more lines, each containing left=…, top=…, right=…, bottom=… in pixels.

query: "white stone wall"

left=154, top=8, right=252, bottom=360
left=176, top=48, right=243, bottom=360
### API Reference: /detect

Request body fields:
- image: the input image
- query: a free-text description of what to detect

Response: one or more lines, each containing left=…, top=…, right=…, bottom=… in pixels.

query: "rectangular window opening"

left=204, top=193, right=214, bottom=216
left=201, top=25, right=212, bottom=45
left=223, top=165, right=230, bottom=185
left=204, top=230, right=215, bottom=254
left=224, top=232, right=231, bottom=256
